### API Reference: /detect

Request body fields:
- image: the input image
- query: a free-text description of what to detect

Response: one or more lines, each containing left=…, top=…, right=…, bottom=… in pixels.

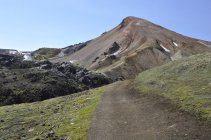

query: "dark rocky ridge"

left=0, top=49, right=19, bottom=55
left=0, top=54, right=111, bottom=106
left=62, top=40, right=92, bottom=56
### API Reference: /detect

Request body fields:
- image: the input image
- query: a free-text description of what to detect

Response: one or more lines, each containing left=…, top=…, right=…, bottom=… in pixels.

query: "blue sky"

left=0, top=0, right=211, bottom=51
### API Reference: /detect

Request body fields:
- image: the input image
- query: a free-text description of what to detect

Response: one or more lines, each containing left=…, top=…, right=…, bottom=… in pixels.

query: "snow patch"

left=23, top=54, right=32, bottom=61
left=101, top=57, right=106, bottom=61
left=113, top=62, right=124, bottom=69
left=136, top=22, right=141, bottom=26
left=112, top=50, right=121, bottom=55
left=199, top=41, right=207, bottom=46
left=173, top=42, right=179, bottom=47
left=58, top=50, right=65, bottom=57
left=9, top=50, right=18, bottom=55
left=70, top=60, right=77, bottom=63
left=160, top=44, right=170, bottom=53
left=198, top=41, right=211, bottom=48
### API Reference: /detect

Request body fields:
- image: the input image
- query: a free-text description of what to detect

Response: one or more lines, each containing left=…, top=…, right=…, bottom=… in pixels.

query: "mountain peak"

left=62, top=16, right=211, bottom=79
left=120, top=16, right=148, bottom=29
left=123, top=16, right=142, bottom=21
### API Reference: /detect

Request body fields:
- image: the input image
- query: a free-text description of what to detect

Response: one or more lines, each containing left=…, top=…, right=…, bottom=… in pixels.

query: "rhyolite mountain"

left=51, top=16, right=211, bottom=79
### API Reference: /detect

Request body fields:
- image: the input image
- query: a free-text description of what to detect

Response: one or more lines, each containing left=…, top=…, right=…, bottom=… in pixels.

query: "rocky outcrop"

left=31, top=48, right=61, bottom=60
left=31, top=40, right=92, bottom=62
left=0, top=60, right=111, bottom=106
left=0, top=49, right=19, bottom=55
left=62, top=40, right=92, bottom=56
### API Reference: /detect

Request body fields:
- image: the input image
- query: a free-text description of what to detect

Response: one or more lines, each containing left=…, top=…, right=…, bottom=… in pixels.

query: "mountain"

left=1, top=16, right=210, bottom=104
left=53, top=16, right=211, bottom=79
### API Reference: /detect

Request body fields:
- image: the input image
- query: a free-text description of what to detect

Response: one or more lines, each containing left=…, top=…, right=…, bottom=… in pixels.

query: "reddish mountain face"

left=59, top=16, right=211, bottom=79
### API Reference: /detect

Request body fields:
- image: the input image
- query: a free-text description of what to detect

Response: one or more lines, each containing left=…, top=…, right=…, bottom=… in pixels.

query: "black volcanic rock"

left=63, top=40, right=92, bottom=56
left=0, top=54, right=22, bottom=68
left=0, top=59, right=111, bottom=106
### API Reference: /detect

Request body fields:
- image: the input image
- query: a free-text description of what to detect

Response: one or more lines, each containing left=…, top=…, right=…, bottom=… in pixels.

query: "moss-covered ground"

left=135, top=53, right=211, bottom=122
left=0, top=87, right=104, bottom=140
left=33, top=48, right=60, bottom=60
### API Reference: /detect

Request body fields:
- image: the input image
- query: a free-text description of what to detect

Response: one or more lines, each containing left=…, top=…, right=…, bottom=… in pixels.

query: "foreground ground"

left=1, top=80, right=211, bottom=140
left=0, top=88, right=104, bottom=140
left=89, top=81, right=211, bottom=140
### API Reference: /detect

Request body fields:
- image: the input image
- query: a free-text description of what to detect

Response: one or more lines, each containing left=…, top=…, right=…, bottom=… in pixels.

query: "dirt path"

left=88, top=81, right=211, bottom=140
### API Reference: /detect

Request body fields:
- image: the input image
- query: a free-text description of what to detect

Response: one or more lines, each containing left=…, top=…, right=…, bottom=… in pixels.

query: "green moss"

left=0, top=87, right=104, bottom=140
left=33, top=48, right=61, bottom=60
left=134, top=52, right=211, bottom=122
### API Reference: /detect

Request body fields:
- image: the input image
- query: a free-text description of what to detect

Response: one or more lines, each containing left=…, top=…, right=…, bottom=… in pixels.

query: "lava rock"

left=0, top=59, right=112, bottom=106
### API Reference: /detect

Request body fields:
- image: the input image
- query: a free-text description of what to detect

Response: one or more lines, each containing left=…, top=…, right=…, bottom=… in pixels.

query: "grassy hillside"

left=0, top=87, right=104, bottom=140
left=135, top=52, right=211, bottom=122
left=32, top=48, right=61, bottom=60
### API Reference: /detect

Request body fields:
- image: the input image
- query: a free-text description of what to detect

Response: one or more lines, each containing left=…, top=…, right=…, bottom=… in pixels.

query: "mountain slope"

left=62, top=16, right=211, bottom=79
left=135, top=52, right=211, bottom=122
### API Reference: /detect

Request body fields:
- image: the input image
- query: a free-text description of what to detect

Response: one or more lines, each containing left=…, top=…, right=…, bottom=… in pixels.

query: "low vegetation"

left=135, top=52, right=211, bottom=122
left=32, top=48, right=61, bottom=60
left=0, top=87, right=104, bottom=140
